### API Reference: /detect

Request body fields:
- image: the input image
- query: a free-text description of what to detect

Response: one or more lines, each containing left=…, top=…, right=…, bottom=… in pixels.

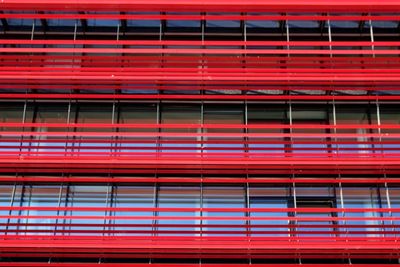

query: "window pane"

left=335, top=105, right=375, bottom=155
left=65, top=185, right=109, bottom=236
left=112, top=185, right=154, bottom=236
left=247, top=104, right=287, bottom=157
left=340, top=187, right=382, bottom=237
left=203, top=186, right=245, bottom=236
left=203, top=105, right=244, bottom=156
left=296, top=186, right=336, bottom=237
left=249, top=186, right=291, bottom=237
left=157, top=185, right=200, bottom=236
left=161, top=104, right=201, bottom=154
left=117, top=104, right=157, bottom=154
left=0, top=185, right=14, bottom=232
left=75, top=104, right=113, bottom=155
left=31, top=104, right=70, bottom=155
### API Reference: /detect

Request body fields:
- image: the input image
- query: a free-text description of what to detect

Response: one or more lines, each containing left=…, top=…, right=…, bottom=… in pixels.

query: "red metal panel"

left=2, top=0, right=400, bottom=12
left=1, top=0, right=400, bottom=263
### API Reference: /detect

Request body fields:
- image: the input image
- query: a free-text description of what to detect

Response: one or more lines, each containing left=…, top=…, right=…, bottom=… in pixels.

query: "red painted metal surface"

left=1, top=0, right=400, bottom=264
left=2, top=0, right=400, bottom=12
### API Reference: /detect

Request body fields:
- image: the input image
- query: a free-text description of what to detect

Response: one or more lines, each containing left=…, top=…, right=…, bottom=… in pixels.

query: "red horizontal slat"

left=1, top=122, right=400, bottom=129
left=0, top=264, right=399, bottom=267
left=0, top=93, right=398, bottom=101
left=2, top=0, right=400, bottom=12
left=1, top=47, right=400, bottom=55
left=1, top=13, right=400, bottom=21
left=0, top=130, right=398, bottom=138
left=2, top=222, right=398, bottom=229
left=0, top=176, right=398, bottom=184
left=1, top=215, right=399, bottom=222
left=1, top=206, right=398, bottom=213
left=2, top=39, right=400, bottom=47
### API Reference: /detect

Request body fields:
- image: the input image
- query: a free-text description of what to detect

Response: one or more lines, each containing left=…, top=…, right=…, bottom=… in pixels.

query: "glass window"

left=249, top=186, right=292, bottom=237
left=76, top=103, right=113, bottom=128
left=87, top=19, right=119, bottom=27
left=375, top=105, right=400, bottom=155
left=0, top=103, right=27, bottom=155
left=335, top=104, right=375, bottom=156
left=330, top=20, right=359, bottom=29
left=203, top=104, right=244, bottom=156
left=19, top=185, right=63, bottom=235
left=74, top=104, right=113, bottom=155
left=112, top=185, right=154, bottom=236
left=247, top=104, right=287, bottom=157
left=296, top=186, right=337, bottom=237
left=340, top=186, right=382, bottom=237
left=64, top=185, right=110, bottom=236
left=8, top=185, right=23, bottom=234
left=0, top=185, right=15, bottom=233
left=117, top=103, right=157, bottom=154
left=291, top=105, right=331, bottom=156
left=288, top=20, right=319, bottom=28
left=46, top=12, right=77, bottom=27
left=157, top=185, right=200, bottom=236
left=160, top=104, right=201, bottom=155
left=387, top=187, right=399, bottom=237
left=0, top=102, right=25, bottom=128
left=30, top=104, right=71, bottom=155
left=126, top=12, right=160, bottom=27
left=202, top=186, right=245, bottom=236
left=246, top=20, right=279, bottom=28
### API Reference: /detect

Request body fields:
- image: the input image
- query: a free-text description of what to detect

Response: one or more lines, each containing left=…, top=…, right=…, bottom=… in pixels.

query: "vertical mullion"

left=151, top=182, right=158, bottom=264
left=199, top=180, right=203, bottom=265
left=5, top=183, right=17, bottom=235
left=200, top=102, right=204, bottom=245
left=370, top=18, right=375, bottom=58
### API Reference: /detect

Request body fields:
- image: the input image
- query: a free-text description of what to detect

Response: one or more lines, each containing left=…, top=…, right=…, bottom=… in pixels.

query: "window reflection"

left=64, top=185, right=109, bottom=236
left=296, top=186, right=337, bottom=237
left=247, top=104, right=287, bottom=157
left=157, top=185, right=200, bottom=236
left=203, top=186, right=246, bottom=236
left=161, top=104, right=201, bottom=156
left=112, top=185, right=154, bottom=236
left=335, top=105, right=375, bottom=156
left=291, top=105, right=331, bottom=156
left=340, top=186, right=382, bottom=237
left=203, top=105, right=244, bottom=157
left=0, top=183, right=397, bottom=237
left=249, top=186, right=291, bottom=237
left=117, top=104, right=157, bottom=155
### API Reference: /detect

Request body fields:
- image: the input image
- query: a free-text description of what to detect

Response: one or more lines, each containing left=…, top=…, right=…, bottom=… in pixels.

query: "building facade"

left=0, top=0, right=400, bottom=266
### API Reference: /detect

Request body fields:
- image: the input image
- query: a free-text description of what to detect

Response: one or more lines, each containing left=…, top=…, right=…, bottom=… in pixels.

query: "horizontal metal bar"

left=2, top=152, right=400, bottom=159
left=3, top=39, right=400, bottom=47
left=0, top=93, right=399, bottom=101
left=2, top=47, right=400, bottom=55
left=6, top=67, right=400, bottom=75
left=1, top=234, right=400, bottom=242
left=1, top=158, right=400, bottom=166
left=0, top=167, right=396, bottom=175
left=2, top=138, right=393, bottom=145
left=0, top=215, right=399, bottom=221
left=0, top=122, right=398, bottom=129
left=0, top=176, right=399, bottom=184
left=0, top=263, right=399, bottom=267
left=1, top=206, right=398, bottom=213
left=1, top=13, right=400, bottom=21
left=3, top=222, right=399, bottom=229
left=3, top=229, right=400, bottom=236
left=0, top=130, right=398, bottom=138
left=3, top=73, right=400, bottom=82
left=2, top=0, right=400, bottom=12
